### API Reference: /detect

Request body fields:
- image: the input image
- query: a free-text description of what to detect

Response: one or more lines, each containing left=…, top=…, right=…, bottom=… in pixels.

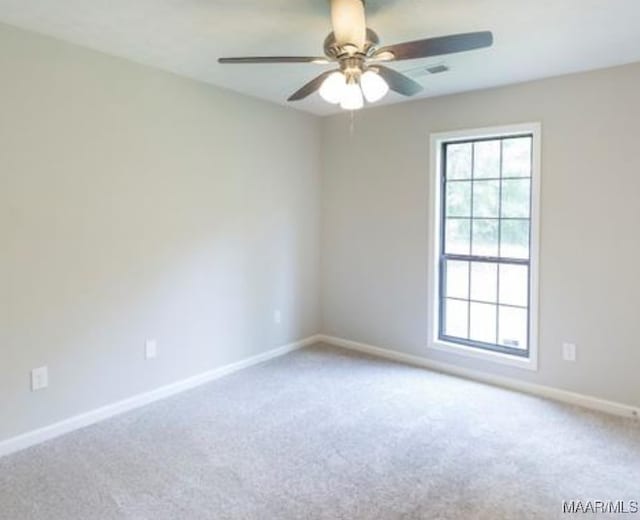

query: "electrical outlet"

left=31, top=366, right=48, bottom=391
left=562, top=342, right=577, bottom=362
left=274, top=310, right=282, bottom=325
left=145, top=340, right=158, bottom=360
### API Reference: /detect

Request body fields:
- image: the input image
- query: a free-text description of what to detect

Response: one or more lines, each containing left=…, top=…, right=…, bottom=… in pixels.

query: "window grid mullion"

left=446, top=296, right=527, bottom=310
left=467, top=142, right=475, bottom=339
left=443, top=254, right=529, bottom=266
left=496, top=139, right=504, bottom=346
left=446, top=176, right=530, bottom=183
left=446, top=216, right=529, bottom=221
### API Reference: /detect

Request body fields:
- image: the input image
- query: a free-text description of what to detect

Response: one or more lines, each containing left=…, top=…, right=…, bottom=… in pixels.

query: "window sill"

left=428, top=339, right=538, bottom=371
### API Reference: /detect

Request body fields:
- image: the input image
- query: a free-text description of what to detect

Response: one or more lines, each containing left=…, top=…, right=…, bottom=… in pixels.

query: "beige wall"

left=321, top=63, right=640, bottom=407
left=0, top=23, right=321, bottom=441
left=3, top=18, right=640, bottom=444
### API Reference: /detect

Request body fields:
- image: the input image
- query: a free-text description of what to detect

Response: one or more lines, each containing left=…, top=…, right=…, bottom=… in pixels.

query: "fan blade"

left=373, top=31, right=493, bottom=61
left=374, top=66, right=423, bottom=97
left=218, top=56, right=330, bottom=64
left=288, top=70, right=338, bottom=101
left=330, top=0, right=366, bottom=49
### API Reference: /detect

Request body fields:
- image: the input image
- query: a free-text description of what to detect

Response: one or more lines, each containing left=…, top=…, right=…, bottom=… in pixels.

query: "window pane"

left=469, top=302, right=497, bottom=344
left=446, top=143, right=472, bottom=179
left=473, top=140, right=500, bottom=179
left=446, top=181, right=471, bottom=217
left=499, top=264, right=529, bottom=307
left=500, top=220, right=529, bottom=259
left=445, top=260, right=469, bottom=299
left=444, top=299, right=468, bottom=338
left=498, top=306, right=528, bottom=350
left=473, top=180, right=500, bottom=218
left=440, top=132, right=535, bottom=357
left=445, top=219, right=471, bottom=255
left=501, top=179, right=530, bottom=218
left=470, top=262, right=498, bottom=303
left=502, top=137, right=531, bottom=178
left=471, top=219, right=499, bottom=257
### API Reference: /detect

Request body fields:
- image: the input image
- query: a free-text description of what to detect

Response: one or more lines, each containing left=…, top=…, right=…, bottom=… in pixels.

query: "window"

left=429, top=124, right=540, bottom=370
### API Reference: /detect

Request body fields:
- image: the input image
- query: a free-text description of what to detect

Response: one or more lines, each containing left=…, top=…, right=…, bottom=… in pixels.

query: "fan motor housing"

left=323, top=28, right=380, bottom=60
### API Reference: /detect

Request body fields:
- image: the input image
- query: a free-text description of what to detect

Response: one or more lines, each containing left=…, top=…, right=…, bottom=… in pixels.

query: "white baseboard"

left=0, top=335, right=321, bottom=458
left=318, top=334, right=640, bottom=420
left=3, top=333, right=636, bottom=458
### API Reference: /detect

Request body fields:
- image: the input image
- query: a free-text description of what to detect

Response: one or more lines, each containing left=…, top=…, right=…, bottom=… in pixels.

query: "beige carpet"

left=1, top=344, right=639, bottom=519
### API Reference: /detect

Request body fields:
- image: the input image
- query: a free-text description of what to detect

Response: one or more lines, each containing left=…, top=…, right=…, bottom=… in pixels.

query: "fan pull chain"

left=349, top=110, right=356, bottom=137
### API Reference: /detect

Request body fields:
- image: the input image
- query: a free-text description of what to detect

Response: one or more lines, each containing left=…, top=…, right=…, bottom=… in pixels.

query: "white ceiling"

left=0, top=0, right=639, bottom=115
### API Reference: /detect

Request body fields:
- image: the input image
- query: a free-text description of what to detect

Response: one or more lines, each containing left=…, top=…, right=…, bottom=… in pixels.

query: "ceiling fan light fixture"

left=319, top=71, right=347, bottom=104
left=360, top=70, right=389, bottom=103
left=339, top=80, right=364, bottom=110
left=219, top=0, right=493, bottom=109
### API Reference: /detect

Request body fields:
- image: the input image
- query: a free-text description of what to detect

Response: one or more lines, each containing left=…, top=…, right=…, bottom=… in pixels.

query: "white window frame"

left=427, top=123, right=541, bottom=371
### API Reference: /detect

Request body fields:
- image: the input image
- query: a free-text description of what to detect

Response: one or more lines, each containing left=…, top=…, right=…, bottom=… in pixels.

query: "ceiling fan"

left=218, top=0, right=493, bottom=110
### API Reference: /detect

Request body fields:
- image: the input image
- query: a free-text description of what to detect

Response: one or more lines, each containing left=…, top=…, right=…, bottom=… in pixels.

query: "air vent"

left=404, top=64, right=450, bottom=78
left=425, top=64, right=449, bottom=74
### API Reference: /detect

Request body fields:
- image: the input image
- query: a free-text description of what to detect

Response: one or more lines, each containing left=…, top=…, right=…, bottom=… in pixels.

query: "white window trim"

left=427, top=123, right=541, bottom=371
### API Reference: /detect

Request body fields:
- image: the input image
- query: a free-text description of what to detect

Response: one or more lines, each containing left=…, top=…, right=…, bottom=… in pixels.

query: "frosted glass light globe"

left=319, top=72, right=347, bottom=104
left=360, top=70, right=389, bottom=103
left=340, top=81, right=364, bottom=110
